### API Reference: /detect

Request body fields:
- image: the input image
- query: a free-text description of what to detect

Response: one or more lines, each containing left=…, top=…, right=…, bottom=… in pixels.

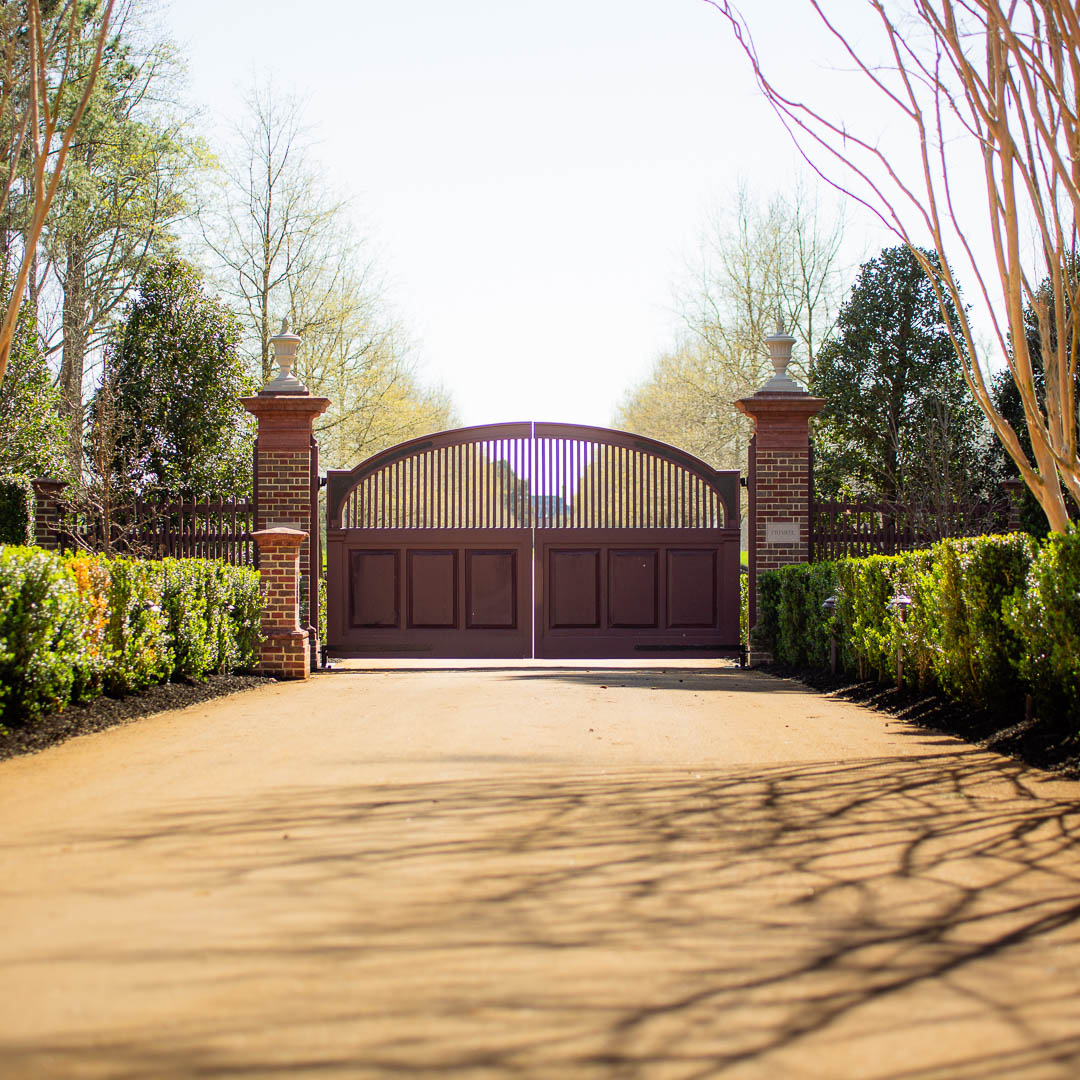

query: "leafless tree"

left=711, top=0, right=1080, bottom=532
left=202, top=83, right=457, bottom=469
left=617, top=182, right=845, bottom=474
left=201, top=84, right=344, bottom=383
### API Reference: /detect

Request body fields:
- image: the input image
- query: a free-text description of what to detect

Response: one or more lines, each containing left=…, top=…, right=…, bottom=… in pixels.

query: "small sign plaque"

left=766, top=521, right=800, bottom=545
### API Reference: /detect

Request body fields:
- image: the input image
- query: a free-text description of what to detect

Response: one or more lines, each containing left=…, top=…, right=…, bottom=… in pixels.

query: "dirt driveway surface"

left=3, top=660, right=1080, bottom=1079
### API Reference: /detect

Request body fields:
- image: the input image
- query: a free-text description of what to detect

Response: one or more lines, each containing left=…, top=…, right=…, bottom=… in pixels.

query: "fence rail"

left=58, top=495, right=257, bottom=567
left=810, top=495, right=1016, bottom=560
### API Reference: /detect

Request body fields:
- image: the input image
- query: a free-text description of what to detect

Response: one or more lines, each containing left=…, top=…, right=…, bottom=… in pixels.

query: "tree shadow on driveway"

left=5, top=751, right=1080, bottom=1078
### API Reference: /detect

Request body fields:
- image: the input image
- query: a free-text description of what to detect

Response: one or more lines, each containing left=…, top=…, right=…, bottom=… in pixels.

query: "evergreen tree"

left=87, top=255, right=255, bottom=499
left=810, top=246, right=992, bottom=505
left=0, top=306, right=68, bottom=479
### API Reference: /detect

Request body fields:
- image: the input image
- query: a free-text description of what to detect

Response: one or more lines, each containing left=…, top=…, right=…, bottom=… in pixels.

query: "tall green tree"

left=36, top=0, right=198, bottom=476
left=87, top=254, right=255, bottom=500
left=810, top=246, right=991, bottom=504
left=0, top=305, right=68, bottom=479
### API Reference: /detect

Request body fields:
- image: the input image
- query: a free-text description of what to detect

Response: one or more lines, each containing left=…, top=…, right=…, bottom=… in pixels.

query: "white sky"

left=163, top=1, right=893, bottom=430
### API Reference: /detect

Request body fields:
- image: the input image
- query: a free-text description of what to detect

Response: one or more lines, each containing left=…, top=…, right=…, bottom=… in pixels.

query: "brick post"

left=735, top=327, right=825, bottom=665
left=241, top=320, right=330, bottom=671
left=1000, top=478, right=1024, bottom=532
left=30, top=479, right=69, bottom=550
left=252, top=527, right=309, bottom=679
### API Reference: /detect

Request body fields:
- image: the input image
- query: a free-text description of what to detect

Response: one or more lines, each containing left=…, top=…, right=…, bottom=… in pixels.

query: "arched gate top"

left=326, top=421, right=739, bottom=531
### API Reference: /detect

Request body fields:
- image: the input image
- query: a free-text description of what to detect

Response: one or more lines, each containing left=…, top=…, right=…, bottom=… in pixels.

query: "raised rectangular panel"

left=609, top=549, right=658, bottom=627
left=467, top=550, right=517, bottom=629
left=350, top=550, right=399, bottom=628
left=548, top=549, right=600, bottom=628
left=407, top=550, right=457, bottom=628
left=667, top=549, right=716, bottom=628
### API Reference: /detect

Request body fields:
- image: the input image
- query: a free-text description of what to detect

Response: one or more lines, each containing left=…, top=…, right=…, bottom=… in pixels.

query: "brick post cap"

left=240, top=394, right=331, bottom=419
left=30, top=478, right=69, bottom=495
left=734, top=392, right=826, bottom=422
left=252, top=527, right=307, bottom=552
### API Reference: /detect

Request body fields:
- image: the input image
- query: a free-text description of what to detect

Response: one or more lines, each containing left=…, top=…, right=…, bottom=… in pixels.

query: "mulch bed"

left=758, top=663, right=1080, bottom=779
left=0, top=674, right=273, bottom=762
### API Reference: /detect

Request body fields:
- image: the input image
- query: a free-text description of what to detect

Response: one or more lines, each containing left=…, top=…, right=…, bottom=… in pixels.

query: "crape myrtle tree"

left=811, top=245, right=992, bottom=505
left=0, top=0, right=116, bottom=383
left=992, top=259, right=1080, bottom=533
left=86, top=254, right=255, bottom=503
left=712, top=0, right=1080, bottom=533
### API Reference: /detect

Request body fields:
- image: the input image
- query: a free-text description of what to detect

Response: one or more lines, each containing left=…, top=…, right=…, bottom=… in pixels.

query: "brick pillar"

left=1001, top=479, right=1024, bottom=532
left=241, top=320, right=330, bottom=671
left=30, top=479, right=69, bottom=550
left=735, top=327, right=824, bottom=664
left=252, top=527, right=309, bottom=679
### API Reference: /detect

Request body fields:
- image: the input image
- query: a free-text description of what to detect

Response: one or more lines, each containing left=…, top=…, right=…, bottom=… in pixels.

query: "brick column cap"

left=240, top=394, right=331, bottom=418
left=735, top=391, right=825, bottom=449
left=241, top=393, right=330, bottom=450
left=30, top=478, right=69, bottom=496
left=252, top=527, right=307, bottom=551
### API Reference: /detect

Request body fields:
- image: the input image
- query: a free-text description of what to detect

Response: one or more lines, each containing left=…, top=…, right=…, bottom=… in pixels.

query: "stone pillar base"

left=746, top=646, right=774, bottom=668
left=260, top=628, right=311, bottom=680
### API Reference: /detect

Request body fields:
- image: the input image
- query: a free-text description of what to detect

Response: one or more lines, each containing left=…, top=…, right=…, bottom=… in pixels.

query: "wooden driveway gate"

left=325, top=423, right=741, bottom=659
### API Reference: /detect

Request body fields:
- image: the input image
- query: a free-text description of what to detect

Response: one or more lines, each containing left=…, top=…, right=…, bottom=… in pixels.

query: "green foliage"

left=0, top=547, right=262, bottom=728
left=100, top=558, right=171, bottom=696
left=739, top=569, right=748, bottom=648
left=0, top=479, right=34, bottom=545
left=833, top=554, right=908, bottom=679
left=811, top=246, right=993, bottom=503
left=87, top=254, right=256, bottom=500
left=754, top=531, right=1067, bottom=724
left=160, top=559, right=262, bottom=681
left=914, top=535, right=1035, bottom=710
left=1005, top=528, right=1080, bottom=721
left=768, top=562, right=839, bottom=667
left=0, top=547, right=85, bottom=725
left=0, top=308, right=69, bottom=480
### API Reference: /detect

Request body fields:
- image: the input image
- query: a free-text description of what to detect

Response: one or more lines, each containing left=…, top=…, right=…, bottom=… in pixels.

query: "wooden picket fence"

left=58, top=494, right=257, bottom=567
left=810, top=494, right=1017, bottom=560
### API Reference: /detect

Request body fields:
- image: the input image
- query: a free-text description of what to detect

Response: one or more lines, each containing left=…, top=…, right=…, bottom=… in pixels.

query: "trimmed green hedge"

left=755, top=529, right=1078, bottom=723
left=0, top=478, right=34, bottom=545
left=0, top=546, right=262, bottom=728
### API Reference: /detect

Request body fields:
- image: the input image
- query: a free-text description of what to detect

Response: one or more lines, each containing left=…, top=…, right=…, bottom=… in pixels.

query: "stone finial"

left=262, top=317, right=307, bottom=394
left=760, top=321, right=803, bottom=393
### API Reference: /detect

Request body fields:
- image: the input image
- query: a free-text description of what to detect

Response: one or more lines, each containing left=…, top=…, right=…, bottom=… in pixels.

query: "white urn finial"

left=761, top=319, right=803, bottom=393
left=263, top=317, right=306, bottom=394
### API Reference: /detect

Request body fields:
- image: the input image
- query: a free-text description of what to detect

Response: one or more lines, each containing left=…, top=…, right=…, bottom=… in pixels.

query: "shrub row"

left=756, top=529, right=1080, bottom=723
left=0, top=546, right=262, bottom=728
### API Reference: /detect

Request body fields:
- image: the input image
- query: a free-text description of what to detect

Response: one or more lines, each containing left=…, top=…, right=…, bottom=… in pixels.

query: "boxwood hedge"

left=0, top=546, right=262, bottom=728
left=755, top=528, right=1077, bottom=724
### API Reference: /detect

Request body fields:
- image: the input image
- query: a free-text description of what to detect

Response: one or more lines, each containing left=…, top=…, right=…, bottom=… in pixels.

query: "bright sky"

left=163, top=1, right=890, bottom=430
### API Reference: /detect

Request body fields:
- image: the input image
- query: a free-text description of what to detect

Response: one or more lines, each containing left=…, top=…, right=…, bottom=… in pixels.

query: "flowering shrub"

left=0, top=546, right=262, bottom=728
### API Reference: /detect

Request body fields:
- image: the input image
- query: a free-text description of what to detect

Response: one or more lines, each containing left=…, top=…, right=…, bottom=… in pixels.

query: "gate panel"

left=534, top=530, right=740, bottom=659
left=325, top=422, right=740, bottom=660
left=329, top=531, right=531, bottom=657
